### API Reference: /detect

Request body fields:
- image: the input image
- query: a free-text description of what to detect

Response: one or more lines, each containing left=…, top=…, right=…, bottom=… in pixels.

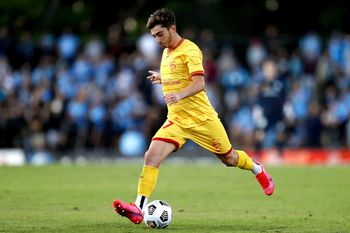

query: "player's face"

left=150, top=25, right=173, bottom=48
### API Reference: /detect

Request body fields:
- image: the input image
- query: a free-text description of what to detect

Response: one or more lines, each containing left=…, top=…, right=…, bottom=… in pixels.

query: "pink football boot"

left=113, top=199, right=143, bottom=224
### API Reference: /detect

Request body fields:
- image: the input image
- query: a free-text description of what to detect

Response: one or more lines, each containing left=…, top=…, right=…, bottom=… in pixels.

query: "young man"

left=113, top=8, right=274, bottom=224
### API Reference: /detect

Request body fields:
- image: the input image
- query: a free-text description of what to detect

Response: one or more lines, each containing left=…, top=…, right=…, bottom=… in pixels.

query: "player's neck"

left=168, top=34, right=183, bottom=51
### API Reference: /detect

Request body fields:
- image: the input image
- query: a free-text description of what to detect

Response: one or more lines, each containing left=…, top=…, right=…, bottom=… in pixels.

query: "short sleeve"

left=184, top=44, right=205, bottom=78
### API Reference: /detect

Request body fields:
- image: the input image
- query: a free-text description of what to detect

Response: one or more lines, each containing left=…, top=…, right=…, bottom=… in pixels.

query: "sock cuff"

left=142, top=165, right=159, bottom=175
left=236, top=150, right=246, bottom=168
left=144, top=165, right=159, bottom=170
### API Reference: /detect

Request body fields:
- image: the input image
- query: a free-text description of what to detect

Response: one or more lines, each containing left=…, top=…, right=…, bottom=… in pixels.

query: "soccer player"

left=113, top=8, right=274, bottom=224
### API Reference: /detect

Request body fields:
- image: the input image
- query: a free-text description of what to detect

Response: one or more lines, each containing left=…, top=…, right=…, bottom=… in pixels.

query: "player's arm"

left=164, top=75, right=204, bottom=105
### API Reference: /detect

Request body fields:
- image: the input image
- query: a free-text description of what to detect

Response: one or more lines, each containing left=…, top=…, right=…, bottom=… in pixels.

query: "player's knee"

left=144, top=150, right=161, bottom=167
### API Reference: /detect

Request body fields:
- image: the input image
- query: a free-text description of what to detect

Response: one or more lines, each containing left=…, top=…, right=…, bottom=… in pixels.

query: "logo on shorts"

left=212, top=139, right=221, bottom=151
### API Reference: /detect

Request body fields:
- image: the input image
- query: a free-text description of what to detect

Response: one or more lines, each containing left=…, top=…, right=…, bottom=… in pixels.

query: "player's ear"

left=170, top=24, right=176, bottom=32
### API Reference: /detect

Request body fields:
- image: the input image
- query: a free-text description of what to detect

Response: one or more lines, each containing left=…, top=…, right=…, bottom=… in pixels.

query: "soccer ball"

left=143, top=200, right=172, bottom=228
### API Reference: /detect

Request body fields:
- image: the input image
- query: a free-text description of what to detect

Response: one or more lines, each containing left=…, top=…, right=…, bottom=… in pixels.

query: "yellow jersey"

left=160, top=38, right=218, bottom=128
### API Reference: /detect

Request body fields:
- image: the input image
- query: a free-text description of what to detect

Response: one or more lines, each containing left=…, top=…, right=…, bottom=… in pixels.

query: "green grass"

left=0, top=161, right=349, bottom=233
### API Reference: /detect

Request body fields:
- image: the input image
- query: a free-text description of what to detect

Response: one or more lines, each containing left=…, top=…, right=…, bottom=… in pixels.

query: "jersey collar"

left=167, top=38, right=185, bottom=55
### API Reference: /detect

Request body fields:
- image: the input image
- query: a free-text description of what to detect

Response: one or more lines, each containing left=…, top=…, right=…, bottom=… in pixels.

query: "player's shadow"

left=56, top=221, right=287, bottom=232
left=167, top=223, right=288, bottom=232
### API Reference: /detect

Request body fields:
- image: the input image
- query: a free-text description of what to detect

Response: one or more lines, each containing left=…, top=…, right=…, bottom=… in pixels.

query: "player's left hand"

left=164, top=93, right=181, bottom=105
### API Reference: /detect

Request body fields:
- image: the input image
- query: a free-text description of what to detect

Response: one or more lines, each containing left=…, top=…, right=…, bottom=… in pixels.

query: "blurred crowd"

left=0, top=24, right=349, bottom=158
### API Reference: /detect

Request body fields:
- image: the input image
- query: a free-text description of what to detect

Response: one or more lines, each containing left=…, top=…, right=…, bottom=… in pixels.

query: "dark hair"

left=146, top=8, right=176, bottom=30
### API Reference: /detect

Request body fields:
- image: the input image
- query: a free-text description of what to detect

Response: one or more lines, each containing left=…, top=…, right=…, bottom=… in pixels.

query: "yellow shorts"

left=152, top=118, right=232, bottom=155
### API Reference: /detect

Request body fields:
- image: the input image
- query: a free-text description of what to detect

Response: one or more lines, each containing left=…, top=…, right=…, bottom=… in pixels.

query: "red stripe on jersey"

left=189, top=71, right=205, bottom=80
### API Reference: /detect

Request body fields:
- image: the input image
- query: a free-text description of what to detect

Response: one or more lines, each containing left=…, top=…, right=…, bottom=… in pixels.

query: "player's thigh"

left=146, top=120, right=186, bottom=166
left=188, top=118, right=232, bottom=155
left=144, top=140, right=176, bottom=167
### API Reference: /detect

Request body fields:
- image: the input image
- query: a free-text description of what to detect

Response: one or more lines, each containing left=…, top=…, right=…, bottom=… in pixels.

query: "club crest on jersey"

left=169, top=63, right=176, bottom=70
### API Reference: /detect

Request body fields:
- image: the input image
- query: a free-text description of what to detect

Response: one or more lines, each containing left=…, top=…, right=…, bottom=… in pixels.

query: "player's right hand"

left=147, top=70, right=161, bottom=84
